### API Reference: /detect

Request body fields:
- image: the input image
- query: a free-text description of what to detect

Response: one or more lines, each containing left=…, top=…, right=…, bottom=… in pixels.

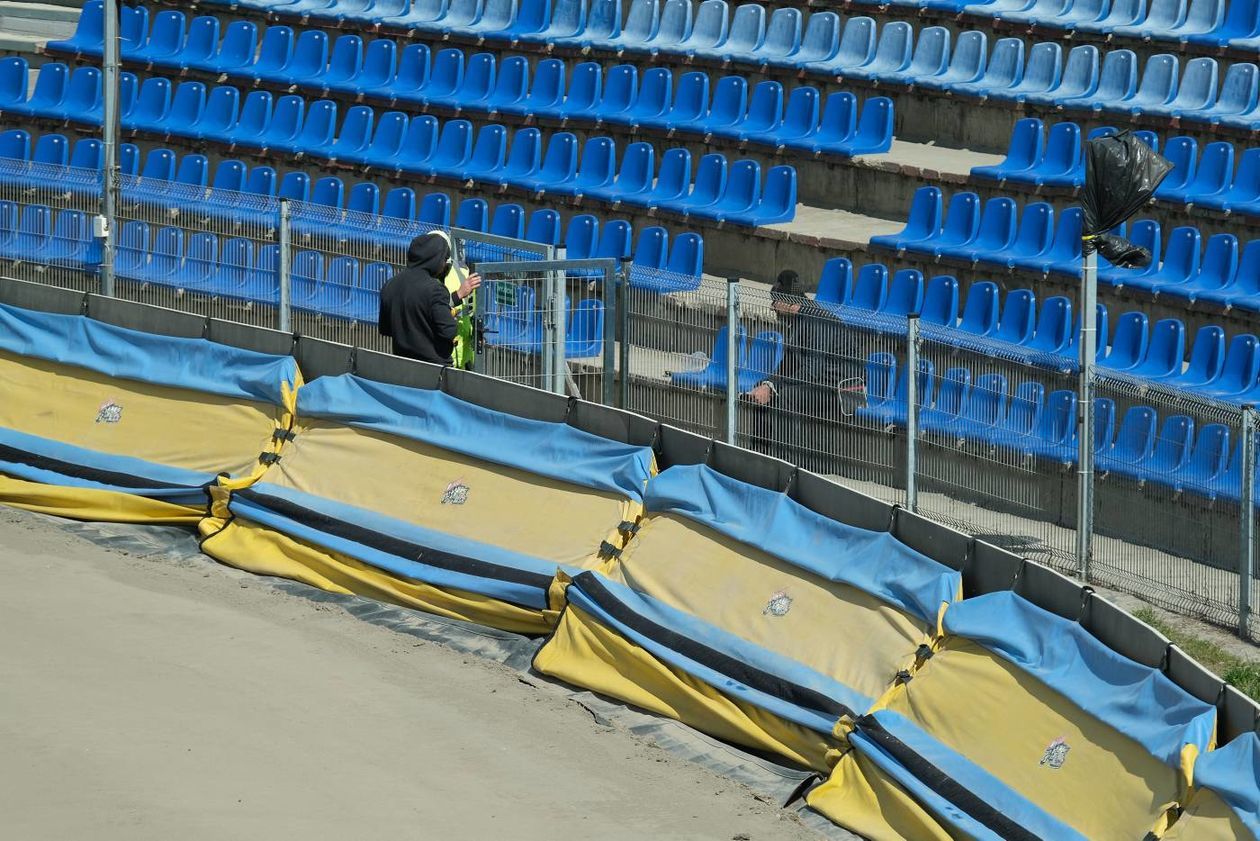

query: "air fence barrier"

left=1, top=274, right=1257, bottom=840
left=2, top=163, right=1258, bottom=639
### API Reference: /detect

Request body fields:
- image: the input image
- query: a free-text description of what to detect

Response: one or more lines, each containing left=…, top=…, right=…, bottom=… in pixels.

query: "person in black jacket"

left=742, top=269, right=857, bottom=471
left=378, top=232, right=480, bottom=366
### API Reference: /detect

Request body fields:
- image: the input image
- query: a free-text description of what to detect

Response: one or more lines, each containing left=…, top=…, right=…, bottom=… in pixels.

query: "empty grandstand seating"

left=856, top=350, right=1255, bottom=497
left=39, top=25, right=895, bottom=158
left=977, top=119, right=1260, bottom=215
left=0, top=63, right=797, bottom=228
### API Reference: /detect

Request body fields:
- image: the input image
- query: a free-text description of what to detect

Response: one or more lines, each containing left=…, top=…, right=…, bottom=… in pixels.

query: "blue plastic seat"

left=638, top=0, right=692, bottom=54
left=815, top=16, right=876, bottom=75
left=466, top=124, right=509, bottom=180
left=1201, top=334, right=1260, bottom=396
left=0, top=129, right=29, bottom=163
left=948, top=38, right=1025, bottom=99
left=700, top=3, right=767, bottom=63
left=670, top=324, right=746, bottom=392
left=736, top=164, right=794, bottom=226
left=730, top=81, right=783, bottom=144
left=881, top=27, right=951, bottom=86
left=1059, top=49, right=1138, bottom=111
left=42, top=209, right=93, bottom=267
left=678, top=153, right=727, bottom=218
left=1037, top=207, right=1085, bottom=276
left=844, top=21, right=913, bottom=83
left=455, top=197, right=489, bottom=232
left=772, top=87, right=821, bottom=150
left=870, top=186, right=942, bottom=253
left=1059, top=302, right=1108, bottom=363
left=958, top=281, right=999, bottom=336
left=1207, top=63, right=1260, bottom=127
left=631, top=226, right=669, bottom=272
left=987, top=381, right=1046, bottom=450
left=566, top=298, right=606, bottom=359
left=882, top=269, right=924, bottom=316
left=385, top=43, right=431, bottom=102
left=1140, top=415, right=1197, bottom=483
left=5, top=62, right=67, bottom=119
left=563, top=214, right=598, bottom=260
left=685, top=0, right=735, bottom=58
left=488, top=126, right=541, bottom=187
left=926, top=192, right=982, bottom=261
left=918, top=365, right=973, bottom=436
left=754, top=6, right=802, bottom=63
left=525, top=209, right=562, bottom=246
left=409, top=119, right=474, bottom=178
left=1175, top=423, right=1230, bottom=492
left=954, top=372, right=1007, bottom=440
left=972, top=118, right=1044, bottom=183
left=498, top=58, right=564, bottom=118
left=621, top=147, right=691, bottom=209
left=389, top=115, right=440, bottom=173
left=1121, top=226, right=1200, bottom=295
left=771, top=11, right=838, bottom=67
left=1099, top=311, right=1149, bottom=371
left=552, top=61, right=603, bottom=122
left=1003, top=42, right=1064, bottom=103
left=655, top=71, right=709, bottom=133
left=1163, top=325, right=1225, bottom=388
left=1026, top=296, right=1072, bottom=354
left=1021, top=390, right=1077, bottom=460
left=915, top=30, right=986, bottom=91
left=920, top=275, right=959, bottom=326
left=958, top=197, right=1018, bottom=264
left=665, top=232, right=703, bottom=280
left=593, top=142, right=654, bottom=205
left=814, top=258, right=852, bottom=306
left=734, top=329, right=785, bottom=392
left=1130, top=318, right=1186, bottom=378
left=345, top=110, right=408, bottom=169
left=0, top=57, right=28, bottom=112
left=621, top=67, right=673, bottom=129
left=1027, top=122, right=1083, bottom=188
left=508, top=130, right=576, bottom=192
left=992, top=288, right=1036, bottom=345
left=114, top=220, right=148, bottom=279
left=1098, top=406, right=1158, bottom=475
left=847, top=264, right=888, bottom=312
left=1177, top=141, right=1235, bottom=207
left=1197, top=239, right=1260, bottom=309
left=1177, top=233, right=1240, bottom=303
left=1022, top=45, right=1100, bottom=107
left=409, top=192, right=444, bottom=226
left=1172, top=0, right=1227, bottom=44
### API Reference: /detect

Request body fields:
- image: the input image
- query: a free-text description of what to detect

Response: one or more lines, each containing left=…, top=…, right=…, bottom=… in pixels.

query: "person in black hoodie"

left=378, top=232, right=479, bottom=365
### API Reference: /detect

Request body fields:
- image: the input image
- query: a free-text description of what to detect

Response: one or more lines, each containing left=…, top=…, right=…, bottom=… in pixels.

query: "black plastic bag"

left=1082, top=130, right=1172, bottom=238
left=1092, top=233, right=1151, bottom=269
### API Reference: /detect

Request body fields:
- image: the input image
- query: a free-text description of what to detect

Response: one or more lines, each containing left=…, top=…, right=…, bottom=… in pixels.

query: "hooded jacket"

left=378, top=233, right=458, bottom=365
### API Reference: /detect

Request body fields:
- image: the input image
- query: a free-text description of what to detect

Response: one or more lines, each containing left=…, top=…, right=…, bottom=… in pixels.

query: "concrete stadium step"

left=0, top=1, right=78, bottom=55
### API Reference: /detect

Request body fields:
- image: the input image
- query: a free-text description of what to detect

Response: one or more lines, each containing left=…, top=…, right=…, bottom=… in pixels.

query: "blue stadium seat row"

left=956, top=0, right=1260, bottom=51
left=811, top=255, right=1260, bottom=402
left=0, top=129, right=704, bottom=286
left=101, top=0, right=1260, bottom=132
left=471, top=287, right=608, bottom=358
left=876, top=187, right=1260, bottom=313
left=668, top=324, right=785, bottom=392
left=978, top=118, right=1260, bottom=215
left=41, top=22, right=894, bottom=159
left=857, top=353, right=1250, bottom=499
left=0, top=65, right=796, bottom=228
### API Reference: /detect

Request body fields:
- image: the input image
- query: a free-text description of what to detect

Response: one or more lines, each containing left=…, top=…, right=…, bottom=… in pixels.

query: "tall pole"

left=99, top=0, right=121, bottom=297
left=725, top=277, right=739, bottom=445
left=1076, top=244, right=1098, bottom=581
left=278, top=199, right=292, bottom=333
left=905, top=314, right=920, bottom=513
left=1241, top=404, right=1257, bottom=640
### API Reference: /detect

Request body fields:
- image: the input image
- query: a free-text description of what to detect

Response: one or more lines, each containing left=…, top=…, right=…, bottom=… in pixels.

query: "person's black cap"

left=770, top=270, right=801, bottom=303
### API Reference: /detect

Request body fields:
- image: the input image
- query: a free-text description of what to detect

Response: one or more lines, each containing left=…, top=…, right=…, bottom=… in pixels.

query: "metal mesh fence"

left=913, top=329, right=1080, bottom=572
left=3, top=160, right=1259, bottom=636
left=1092, top=373, right=1249, bottom=630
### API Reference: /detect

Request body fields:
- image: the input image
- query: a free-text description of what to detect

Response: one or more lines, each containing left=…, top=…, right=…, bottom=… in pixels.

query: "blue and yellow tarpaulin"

left=0, top=303, right=298, bottom=523
left=199, top=374, right=654, bottom=634
left=1165, top=733, right=1260, bottom=839
left=809, top=590, right=1219, bottom=840
left=534, top=464, right=962, bottom=772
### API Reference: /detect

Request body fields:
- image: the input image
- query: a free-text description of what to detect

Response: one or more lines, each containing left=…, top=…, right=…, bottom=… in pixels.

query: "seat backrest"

left=1107, top=311, right=1149, bottom=368
left=416, top=191, right=448, bottom=225
left=959, top=280, right=999, bottom=335
left=884, top=269, right=923, bottom=316
left=994, top=288, right=1035, bottom=344
left=632, top=226, right=668, bottom=267
left=564, top=214, right=599, bottom=258
left=455, top=197, right=489, bottom=231
left=920, top=275, right=959, bottom=326
left=849, top=263, right=887, bottom=310
left=815, top=257, right=852, bottom=305
left=666, top=232, right=703, bottom=277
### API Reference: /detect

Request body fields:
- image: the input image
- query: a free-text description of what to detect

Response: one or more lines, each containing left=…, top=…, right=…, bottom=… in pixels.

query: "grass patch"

left=1133, top=608, right=1260, bottom=701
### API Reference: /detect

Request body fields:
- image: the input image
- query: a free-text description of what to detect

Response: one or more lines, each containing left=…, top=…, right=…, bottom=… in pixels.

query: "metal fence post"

left=725, top=277, right=740, bottom=446
left=278, top=199, right=292, bottom=334
left=1241, top=404, right=1257, bottom=640
left=99, top=0, right=121, bottom=297
left=547, top=245, right=566, bottom=396
left=618, top=258, right=631, bottom=410
left=1076, top=246, right=1098, bottom=582
left=905, top=314, right=920, bottom=513
left=601, top=260, right=616, bottom=406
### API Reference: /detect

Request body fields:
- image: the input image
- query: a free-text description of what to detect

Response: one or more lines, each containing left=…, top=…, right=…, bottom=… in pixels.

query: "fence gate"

left=474, top=258, right=618, bottom=401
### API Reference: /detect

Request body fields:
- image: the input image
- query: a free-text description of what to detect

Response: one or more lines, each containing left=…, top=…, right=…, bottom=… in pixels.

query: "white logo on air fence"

left=1040, top=737, right=1070, bottom=769
left=95, top=399, right=123, bottom=424
left=763, top=590, right=793, bottom=617
left=441, top=480, right=469, bottom=505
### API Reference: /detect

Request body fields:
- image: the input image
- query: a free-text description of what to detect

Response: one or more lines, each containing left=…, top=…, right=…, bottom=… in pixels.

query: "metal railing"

left=2, top=168, right=1256, bottom=639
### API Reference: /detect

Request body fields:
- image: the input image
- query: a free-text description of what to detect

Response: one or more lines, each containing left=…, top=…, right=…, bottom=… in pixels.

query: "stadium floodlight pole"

left=99, top=0, right=121, bottom=297
left=1241, top=404, right=1257, bottom=640
left=725, top=277, right=739, bottom=445
left=1075, top=243, right=1098, bottom=582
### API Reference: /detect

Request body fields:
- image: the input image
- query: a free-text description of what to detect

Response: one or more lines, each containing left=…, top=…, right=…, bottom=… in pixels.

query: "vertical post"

left=601, top=260, right=616, bottom=406
left=725, top=277, right=740, bottom=446
left=905, top=314, right=921, bottom=513
left=618, top=258, right=631, bottom=410
left=278, top=199, right=292, bottom=334
left=99, top=0, right=121, bottom=297
left=540, top=265, right=557, bottom=393
left=1076, top=246, right=1098, bottom=582
left=1241, top=405, right=1257, bottom=640
left=549, top=247, right=566, bottom=396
